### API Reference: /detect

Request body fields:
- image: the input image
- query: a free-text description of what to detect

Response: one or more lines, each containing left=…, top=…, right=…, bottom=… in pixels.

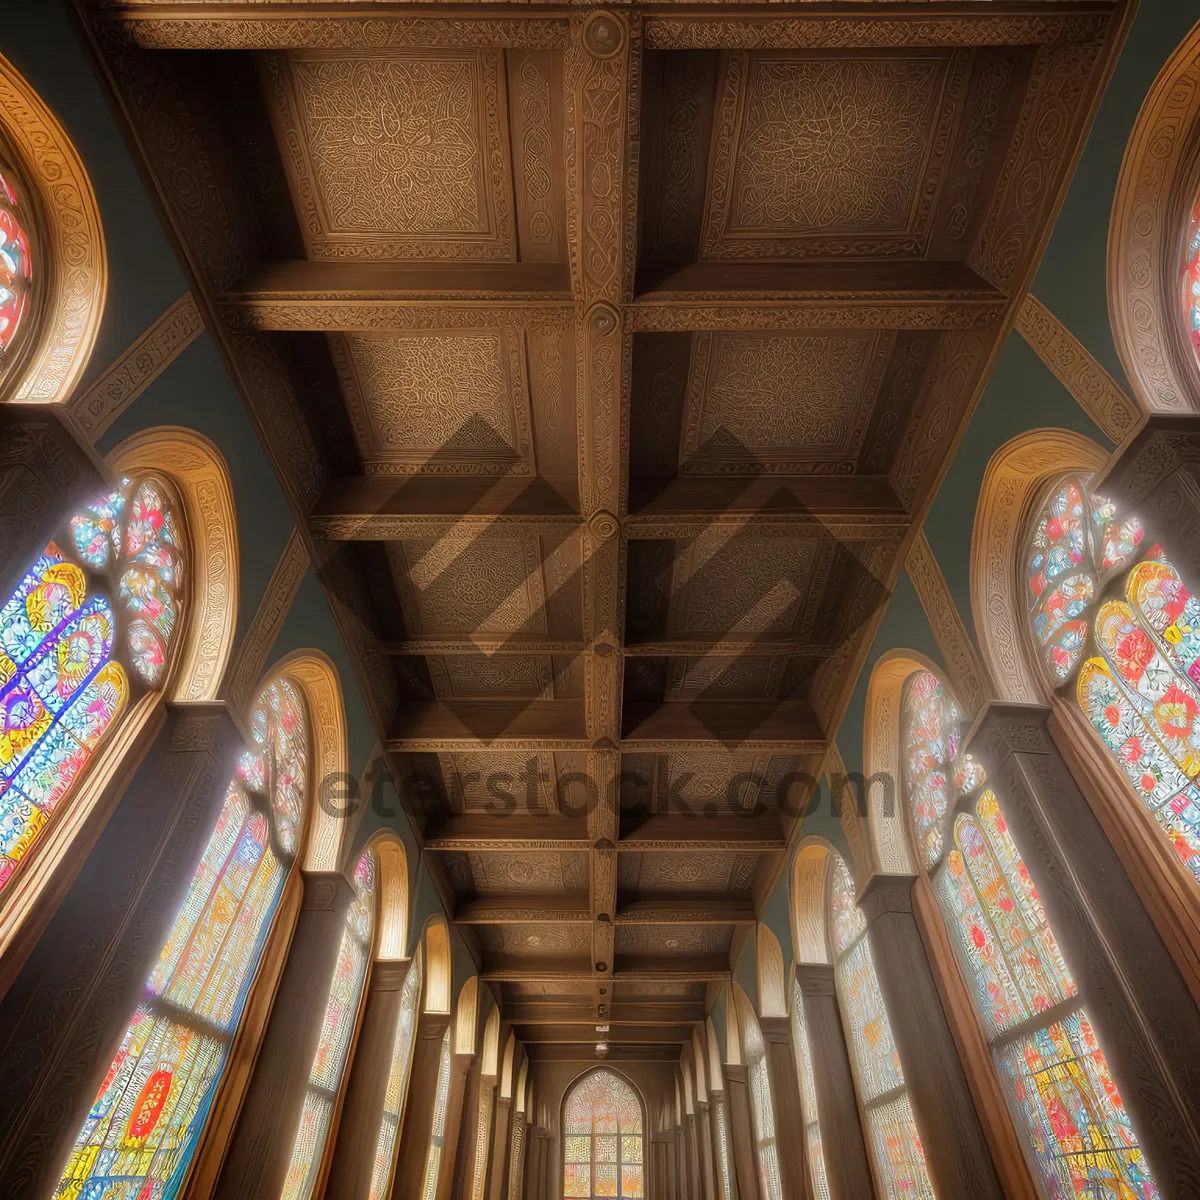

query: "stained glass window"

left=829, top=854, right=936, bottom=1200
left=1184, top=186, right=1200, bottom=369
left=54, top=673, right=306, bottom=1200
left=1, top=475, right=184, bottom=893
left=743, top=1010, right=782, bottom=1200
left=903, top=669, right=1159, bottom=1199
left=421, top=1027, right=453, bottom=1200
left=562, top=1068, right=644, bottom=1198
left=0, top=163, right=32, bottom=356
left=1023, top=474, right=1200, bottom=884
left=368, top=947, right=423, bottom=1200
left=282, top=848, right=376, bottom=1200
left=792, top=978, right=831, bottom=1200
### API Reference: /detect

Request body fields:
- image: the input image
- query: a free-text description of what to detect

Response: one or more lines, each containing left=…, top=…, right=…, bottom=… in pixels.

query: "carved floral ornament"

left=1109, top=20, right=1200, bottom=412
left=0, top=53, right=105, bottom=404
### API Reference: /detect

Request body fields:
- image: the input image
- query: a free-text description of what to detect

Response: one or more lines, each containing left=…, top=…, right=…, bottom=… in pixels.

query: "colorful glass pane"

left=1128, top=555, right=1200, bottom=689
left=368, top=951, right=423, bottom=1200
left=0, top=166, right=32, bottom=354
left=995, top=1010, right=1157, bottom=1200
left=1095, top=600, right=1200, bottom=776
left=1090, top=492, right=1144, bottom=573
left=283, top=849, right=375, bottom=1200
left=865, top=1095, right=936, bottom=1200
left=793, top=979, right=832, bottom=1200
left=421, top=1029, right=453, bottom=1200
left=838, top=937, right=905, bottom=1102
left=562, top=1070, right=644, bottom=1198
left=904, top=671, right=961, bottom=869
left=748, top=1043, right=781, bottom=1200
left=246, top=677, right=308, bottom=855
left=1184, top=187, right=1200, bottom=368
left=829, top=854, right=866, bottom=955
left=0, top=477, right=184, bottom=893
left=1079, top=656, right=1200, bottom=880
left=55, top=777, right=288, bottom=1200
left=1028, top=479, right=1087, bottom=601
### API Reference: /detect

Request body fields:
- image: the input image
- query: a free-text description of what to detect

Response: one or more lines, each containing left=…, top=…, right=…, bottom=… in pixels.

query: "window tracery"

left=1183, top=185, right=1200, bottom=369
left=0, top=162, right=31, bottom=358
left=421, top=1026, right=453, bottom=1200
left=742, top=1008, right=782, bottom=1200
left=1024, top=474, right=1200, bottom=883
left=903, top=668, right=1158, bottom=1198
left=53, top=672, right=306, bottom=1199
left=791, top=977, right=831, bottom=1200
left=562, top=1068, right=644, bottom=1199
left=281, top=847, right=375, bottom=1200
left=829, top=854, right=935, bottom=1200
left=1, top=475, right=185, bottom=894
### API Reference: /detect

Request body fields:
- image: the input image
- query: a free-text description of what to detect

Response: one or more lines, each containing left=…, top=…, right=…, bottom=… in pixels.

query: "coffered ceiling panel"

left=88, top=0, right=1129, bottom=1050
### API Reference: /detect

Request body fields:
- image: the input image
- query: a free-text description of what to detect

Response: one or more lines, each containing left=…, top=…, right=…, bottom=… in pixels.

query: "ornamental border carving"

left=0, top=51, right=106, bottom=404
left=968, top=428, right=1106, bottom=706
left=1108, top=20, right=1200, bottom=414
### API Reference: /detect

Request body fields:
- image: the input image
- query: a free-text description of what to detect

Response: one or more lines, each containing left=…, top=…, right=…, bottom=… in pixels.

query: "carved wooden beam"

left=387, top=700, right=589, bottom=752
left=618, top=815, right=787, bottom=852
left=516, top=1024, right=697, bottom=1044
left=614, top=899, right=757, bottom=924
left=621, top=700, right=824, bottom=755
left=503, top=1001, right=707, bottom=1026
left=454, top=899, right=591, bottom=924
left=423, top=814, right=591, bottom=852
left=524, top=1043, right=684, bottom=1062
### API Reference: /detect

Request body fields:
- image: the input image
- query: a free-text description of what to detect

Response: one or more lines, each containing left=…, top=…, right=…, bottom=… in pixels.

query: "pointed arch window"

left=829, top=854, right=935, bottom=1200
left=282, top=847, right=375, bottom=1200
left=53, top=673, right=306, bottom=1199
left=1, top=475, right=185, bottom=893
left=421, top=1026, right=453, bottom=1199
left=791, top=977, right=831, bottom=1200
left=563, top=1068, right=644, bottom=1198
left=1023, top=474, right=1200, bottom=883
left=369, top=946, right=423, bottom=1200
left=903, top=668, right=1157, bottom=1198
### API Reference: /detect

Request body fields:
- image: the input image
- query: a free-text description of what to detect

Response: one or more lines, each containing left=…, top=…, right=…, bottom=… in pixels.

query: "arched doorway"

left=562, top=1068, right=645, bottom=1198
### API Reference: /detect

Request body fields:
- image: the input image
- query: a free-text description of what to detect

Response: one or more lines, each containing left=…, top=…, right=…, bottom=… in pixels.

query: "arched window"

left=562, top=1068, right=644, bottom=1199
left=903, top=668, right=1157, bottom=1197
left=791, top=977, right=831, bottom=1200
left=741, top=1005, right=781, bottom=1200
left=1183, top=178, right=1200, bottom=368
left=53, top=672, right=306, bottom=1199
left=1023, top=474, right=1200, bottom=883
left=421, top=1026, right=453, bottom=1199
left=0, top=475, right=185, bottom=893
left=368, top=945, right=423, bottom=1200
left=829, top=854, right=935, bottom=1200
left=0, top=160, right=32, bottom=358
left=282, top=847, right=375, bottom=1200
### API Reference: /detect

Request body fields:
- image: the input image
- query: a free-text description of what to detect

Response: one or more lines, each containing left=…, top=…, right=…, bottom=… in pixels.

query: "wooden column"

left=326, top=958, right=411, bottom=1200
left=0, top=404, right=106, bottom=601
left=760, top=1017, right=809, bottom=1200
left=969, top=702, right=1200, bottom=1197
left=685, top=1113, right=701, bottom=1198
left=858, top=873, right=1004, bottom=1199
left=436, top=1051, right=474, bottom=1200
left=707, top=1097, right=730, bottom=1200
left=696, top=1100, right=716, bottom=1200
left=216, top=870, right=355, bottom=1199
left=450, top=1054, right=484, bottom=1200
left=523, top=1126, right=549, bottom=1200
left=794, top=965, right=874, bottom=1200
left=487, top=1092, right=513, bottom=1200
left=674, top=1126, right=686, bottom=1199
left=391, top=1010, right=453, bottom=1199
left=0, top=701, right=240, bottom=1199
left=505, top=1110, right=528, bottom=1200
left=723, top=1065, right=762, bottom=1200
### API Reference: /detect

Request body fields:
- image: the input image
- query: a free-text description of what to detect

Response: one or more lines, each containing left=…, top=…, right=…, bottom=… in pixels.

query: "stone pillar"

left=0, top=702, right=240, bottom=1199
left=858, top=873, right=1005, bottom=1200
left=325, top=959, right=411, bottom=1200
left=696, top=1100, right=716, bottom=1200
left=436, top=1051, right=473, bottom=1200
left=391, top=1010, right=453, bottom=1199
left=487, top=1092, right=513, bottom=1200
left=723, top=1064, right=762, bottom=1200
left=793, top=965, right=874, bottom=1200
left=969, top=702, right=1200, bottom=1197
left=216, top=870, right=355, bottom=1199
left=760, top=1016, right=810, bottom=1200
left=0, top=404, right=106, bottom=601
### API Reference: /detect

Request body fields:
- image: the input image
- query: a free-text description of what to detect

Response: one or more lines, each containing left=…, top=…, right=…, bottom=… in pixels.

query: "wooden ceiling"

left=80, top=0, right=1130, bottom=1062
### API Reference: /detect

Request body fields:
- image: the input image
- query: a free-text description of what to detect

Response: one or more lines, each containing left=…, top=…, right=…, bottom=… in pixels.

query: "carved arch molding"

left=1109, top=20, right=1200, bottom=413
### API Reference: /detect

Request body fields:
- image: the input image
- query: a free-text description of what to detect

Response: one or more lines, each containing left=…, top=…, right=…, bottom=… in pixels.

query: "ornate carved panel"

left=701, top=50, right=969, bottom=259
left=466, top=850, right=588, bottom=895
left=265, top=49, right=515, bottom=260
left=332, top=330, right=534, bottom=474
